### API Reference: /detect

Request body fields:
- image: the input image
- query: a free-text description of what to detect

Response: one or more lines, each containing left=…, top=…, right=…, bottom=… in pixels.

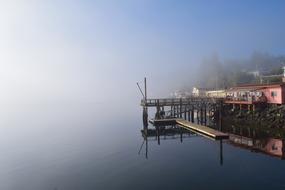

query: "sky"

left=2, top=2, right=285, bottom=188
left=0, top=0, right=285, bottom=105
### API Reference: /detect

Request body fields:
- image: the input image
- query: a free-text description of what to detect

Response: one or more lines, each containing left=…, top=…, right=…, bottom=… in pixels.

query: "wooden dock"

left=141, top=97, right=223, bottom=107
left=149, top=118, right=229, bottom=140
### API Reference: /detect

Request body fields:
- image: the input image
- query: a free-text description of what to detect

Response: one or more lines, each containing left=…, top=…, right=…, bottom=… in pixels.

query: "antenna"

left=144, top=77, right=147, bottom=101
left=136, top=82, right=145, bottom=98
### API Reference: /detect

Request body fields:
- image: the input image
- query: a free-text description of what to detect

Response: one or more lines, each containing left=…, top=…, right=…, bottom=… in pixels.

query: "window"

left=271, top=91, right=277, bottom=97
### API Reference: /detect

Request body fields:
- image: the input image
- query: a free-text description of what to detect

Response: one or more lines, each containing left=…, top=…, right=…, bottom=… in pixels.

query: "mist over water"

left=1, top=1, right=285, bottom=189
left=0, top=100, right=138, bottom=189
left=1, top=100, right=285, bottom=190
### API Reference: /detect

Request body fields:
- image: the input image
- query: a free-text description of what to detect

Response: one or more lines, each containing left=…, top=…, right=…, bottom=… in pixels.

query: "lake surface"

left=0, top=102, right=285, bottom=190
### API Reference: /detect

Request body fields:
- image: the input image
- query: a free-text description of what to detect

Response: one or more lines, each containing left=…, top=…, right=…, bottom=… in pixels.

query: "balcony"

left=224, top=95, right=267, bottom=105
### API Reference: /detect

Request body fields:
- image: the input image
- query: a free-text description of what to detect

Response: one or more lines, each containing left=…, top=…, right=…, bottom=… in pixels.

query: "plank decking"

left=149, top=118, right=229, bottom=140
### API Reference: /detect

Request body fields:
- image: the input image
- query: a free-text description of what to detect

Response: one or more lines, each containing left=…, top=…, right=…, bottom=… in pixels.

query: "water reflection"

left=140, top=125, right=225, bottom=165
left=223, top=125, right=285, bottom=159
left=140, top=123, right=285, bottom=165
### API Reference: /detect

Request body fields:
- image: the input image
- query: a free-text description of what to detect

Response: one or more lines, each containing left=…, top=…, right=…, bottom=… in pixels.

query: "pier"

left=138, top=77, right=227, bottom=141
left=141, top=97, right=223, bottom=125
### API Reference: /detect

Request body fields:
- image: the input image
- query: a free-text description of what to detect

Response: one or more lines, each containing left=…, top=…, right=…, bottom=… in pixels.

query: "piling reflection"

left=140, top=122, right=285, bottom=164
left=139, top=124, right=225, bottom=165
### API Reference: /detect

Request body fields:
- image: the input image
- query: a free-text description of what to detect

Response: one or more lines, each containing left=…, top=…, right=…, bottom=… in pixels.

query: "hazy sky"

left=1, top=0, right=285, bottom=104
left=1, top=2, right=285, bottom=188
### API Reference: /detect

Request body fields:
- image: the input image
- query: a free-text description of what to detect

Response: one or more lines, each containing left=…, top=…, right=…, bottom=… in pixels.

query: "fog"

left=1, top=1, right=285, bottom=106
left=0, top=0, right=285, bottom=126
left=1, top=1, right=285, bottom=189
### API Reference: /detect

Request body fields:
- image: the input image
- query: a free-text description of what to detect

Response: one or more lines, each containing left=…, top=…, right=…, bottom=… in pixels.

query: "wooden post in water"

left=204, top=104, right=207, bottom=125
left=219, top=101, right=223, bottom=131
left=180, top=98, right=182, bottom=118
left=200, top=105, right=203, bottom=125
left=191, top=106, right=194, bottom=123
left=142, top=77, right=148, bottom=128
left=171, top=99, right=174, bottom=117
left=247, top=127, right=251, bottom=137
left=188, top=107, right=190, bottom=121
left=180, top=127, right=183, bottom=143
left=156, top=99, right=160, bottom=119
left=220, top=140, right=223, bottom=166
left=188, top=100, right=191, bottom=121
left=281, top=138, right=285, bottom=160
left=145, top=136, right=148, bottom=159
left=156, top=126, right=160, bottom=145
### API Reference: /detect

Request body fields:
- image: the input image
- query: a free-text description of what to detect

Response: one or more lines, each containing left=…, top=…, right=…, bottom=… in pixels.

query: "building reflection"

left=224, top=125, right=285, bottom=159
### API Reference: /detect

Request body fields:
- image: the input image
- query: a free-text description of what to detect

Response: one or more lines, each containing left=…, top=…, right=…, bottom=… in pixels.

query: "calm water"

left=0, top=102, right=285, bottom=190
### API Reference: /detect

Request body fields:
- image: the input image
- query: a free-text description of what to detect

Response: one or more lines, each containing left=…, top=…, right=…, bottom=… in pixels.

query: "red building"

left=225, top=83, right=285, bottom=110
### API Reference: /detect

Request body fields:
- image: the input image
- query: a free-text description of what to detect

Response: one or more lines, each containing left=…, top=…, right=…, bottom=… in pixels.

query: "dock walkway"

left=149, top=118, right=228, bottom=140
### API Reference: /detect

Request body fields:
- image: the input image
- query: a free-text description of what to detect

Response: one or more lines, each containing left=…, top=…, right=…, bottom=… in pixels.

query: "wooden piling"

left=219, top=101, right=223, bottom=131
left=180, top=98, right=182, bottom=118
left=204, top=105, right=207, bottom=125
left=200, top=106, right=203, bottom=125
left=191, top=107, right=194, bottom=123
left=188, top=109, right=190, bottom=121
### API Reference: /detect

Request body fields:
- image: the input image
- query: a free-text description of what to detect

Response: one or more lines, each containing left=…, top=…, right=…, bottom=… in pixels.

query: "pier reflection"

left=139, top=123, right=285, bottom=163
left=139, top=125, right=225, bottom=165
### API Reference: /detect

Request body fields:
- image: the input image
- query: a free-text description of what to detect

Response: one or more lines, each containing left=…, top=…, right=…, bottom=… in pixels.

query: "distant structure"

left=192, top=87, right=226, bottom=98
left=206, top=90, right=226, bottom=98
left=258, top=66, right=285, bottom=84
left=171, top=90, right=191, bottom=98
left=192, top=87, right=208, bottom=97
left=282, top=66, right=285, bottom=83
left=247, top=70, right=260, bottom=77
left=191, top=69, right=285, bottom=111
